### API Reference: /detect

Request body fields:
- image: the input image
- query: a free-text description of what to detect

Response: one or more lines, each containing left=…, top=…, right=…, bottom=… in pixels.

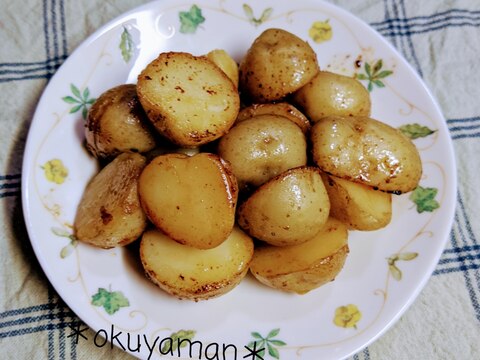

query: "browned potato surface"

left=74, top=152, right=147, bottom=248
left=239, top=28, right=319, bottom=103
left=322, top=173, right=392, bottom=230
left=236, top=102, right=311, bottom=134
left=237, top=167, right=330, bottom=246
left=311, top=115, right=422, bottom=193
left=85, top=84, right=157, bottom=159
left=218, top=115, right=307, bottom=190
left=138, top=152, right=238, bottom=249
left=293, top=71, right=371, bottom=122
left=250, top=218, right=349, bottom=294
left=140, top=226, right=254, bottom=301
left=137, top=52, right=240, bottom=146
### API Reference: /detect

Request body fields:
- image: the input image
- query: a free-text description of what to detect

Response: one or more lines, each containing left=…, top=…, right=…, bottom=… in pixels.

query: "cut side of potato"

left=85, top=84, right=158, bottom=159
left=206, top=49, right=239, bottom=88
left=237, top=166, right=330, bottom=246
left=236, top=102, right=311, bottom=134
left=138, top=152, right=238, bottom=249
left=137, top=51, right=240, bottom=146
left=311, top=115, right=422, bottom=193
left=74, top=152, right=147, bottom=248
left=140, top=227, right=254, bottom=301
left=218, top=115, right=307, bottom=190
left=321, top=173, right=392, bottom=230
left=250, top=218, right=349, bottom=294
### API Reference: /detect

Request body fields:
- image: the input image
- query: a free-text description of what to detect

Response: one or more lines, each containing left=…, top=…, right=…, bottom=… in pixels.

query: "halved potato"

left=311, top=115, right=422, bottom=193
left=138, top=153, right=238, bottom=249
left=74, top=152, right=147, bottom=248
left=250, top=218, right=349, bottom=294
left=218, top=115, right=307, bottom=190
left=85, top=84, right=157, bottom=159
left=239, top=28, right=319, bottom=103
left=292, top=71, right=371, bottom=122
left=140, top=226, right=254, bottom=301
left=237, top=167, right=330, bottom=246
left=206, top=49, right=239, bottom=88
left=236, top=102, right=311, bottom=134
left=137, top=52, right=240, bottom=146
left=321, top=173, right=392, bottom=230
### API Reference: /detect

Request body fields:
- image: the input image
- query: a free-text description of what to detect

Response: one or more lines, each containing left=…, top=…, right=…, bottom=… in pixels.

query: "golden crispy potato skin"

left=85, top=84, right=157, bottom=159
left=236, top=102, right=311, bottom=134
left=237, top=167, right=330, bottom=246
left=74, top=152, right=147, bottom=248
left=140, top=227, right=254, bottom=301
left=137, top=52, right=240, bottom=146
left=218, top=115, right=307, bottom=189
left=250, top=218, right=349, bottom=294
left=138, top=153, right=238, bottom=249
left=239, top=28, right=319, bottom=103
left=321, top=173, right=392, bottom=230
left=311, top=116, right=422, bottom=193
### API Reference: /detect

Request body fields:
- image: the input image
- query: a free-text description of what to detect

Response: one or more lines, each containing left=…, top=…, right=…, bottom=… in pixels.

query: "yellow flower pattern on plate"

left=42, top=159, right=68, bottom=184
left=309, top=20, right=332, bottom=43
left=333, top=304, right=362, bottom=329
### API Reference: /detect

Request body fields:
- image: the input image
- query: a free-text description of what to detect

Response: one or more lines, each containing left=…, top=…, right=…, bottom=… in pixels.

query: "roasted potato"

left=138, top=152, right=238, bottom=249
left=74, top=152, right=147, bottom=248
left=237, top=167, right=330, bottom=246
left=218, top=115, right=307, bottom=190
left=321, top=173, right=392, bottom=230
left=206, top=49, right=239, bottom=88
left=140, top=226, right=254, bottom=301
left=137, top=52, right=240, bottom=146
left=311, top=115, right=422, bottom=193
left=236, top=102, right=311, bottom=134
left=293, top=71, right=371, bottom=122
left=239, top=28, right=319, bottom=103
left=250, top=218, right=349, bottom=294
left=85, top=84, right=157, bottom=159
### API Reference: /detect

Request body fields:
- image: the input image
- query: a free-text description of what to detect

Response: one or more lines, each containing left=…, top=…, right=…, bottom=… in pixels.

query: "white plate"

left=22, top=1, right=456, bottom=359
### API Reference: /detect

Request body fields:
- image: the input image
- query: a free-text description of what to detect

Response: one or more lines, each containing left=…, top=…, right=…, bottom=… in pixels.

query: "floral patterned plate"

left=22, top=1, right=456, bottom=359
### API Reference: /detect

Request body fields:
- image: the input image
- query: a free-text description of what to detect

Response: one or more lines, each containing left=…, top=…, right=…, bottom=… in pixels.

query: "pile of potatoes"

left=74, top=28, right=422, bottom=300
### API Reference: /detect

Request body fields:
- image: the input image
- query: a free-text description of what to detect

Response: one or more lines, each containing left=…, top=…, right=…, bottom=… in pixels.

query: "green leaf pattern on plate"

left=399, top=123, right=436, bottom=139
left=62, top=84, right=95, bottom=120
left=356, top=59, right=393, bottom=92
left=161, top=330, right=197, bottom=354
left=179, top=5, right=205, bottom=33
left=248, top=328, right=286, bottom=359
left=119, top=26, right=134, bottom=63
left=410, top=186, right=440, bottom=213
left=243, top=4, right=273, bottom=26
left=387, top=252, right=419, bottom=281
left=51, top=227, right=78, bottom=258
left=91, top=288, right=129, bottom=315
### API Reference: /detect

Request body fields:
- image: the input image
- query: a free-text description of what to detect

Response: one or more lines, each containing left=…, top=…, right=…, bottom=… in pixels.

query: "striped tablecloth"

left=1, top=0, right=479, bottom=359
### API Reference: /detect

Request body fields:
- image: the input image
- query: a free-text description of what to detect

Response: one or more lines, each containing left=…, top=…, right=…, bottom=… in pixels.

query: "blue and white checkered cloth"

left=1, top=0, right=479, bottom=359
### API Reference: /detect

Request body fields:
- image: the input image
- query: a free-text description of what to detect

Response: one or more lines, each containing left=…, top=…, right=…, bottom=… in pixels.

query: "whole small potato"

left=239, top=28, right=319, bottom=103
left=138, top=152, right=238, bottom=249
left=236, top=102, right=311, bottom=134
left=140, top=226, right=254, bottom=301
left=250, top=217, right=349, bottom=294
left=237, top=166, right=330, bottom=246
left=218, top=115, right=307, bottom=190
left=85, top=84, right=157, bottom=159
left=311, top=115, right=422, bottom=193
left=293, top=71, right=371, bottom=122
left=137, top=52, right=240, bottom=146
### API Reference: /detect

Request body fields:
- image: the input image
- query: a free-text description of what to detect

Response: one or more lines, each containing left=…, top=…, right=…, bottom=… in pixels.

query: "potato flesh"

left=137, top=52, right=240, bottom=146
left=322, top=173, right=392, bottom=230
left=206, top=49, right=239, bottom=88
left=218, top=115, right=307, bottom=189
left=140, top=227, right=254, bottom=301
left=138, top=153, right=238, bottom=249
left=74, top=152, right=147, bottom=248
left=293, top=71, right=371, bottom=122
left=238, top=167, right=330, bottom=246
left=236, top=102, right=311, bottom=134
left=250, top=218, right=349, bottom=294
left=311, top=115, right=422, bottom=193
left=85, top=84, right=157, bottom=159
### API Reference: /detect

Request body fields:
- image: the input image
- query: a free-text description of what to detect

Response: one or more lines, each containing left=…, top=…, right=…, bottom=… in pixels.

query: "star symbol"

left=67, top=322, right=89, bottom=344
left=243, top=341, right=265, bottom=360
